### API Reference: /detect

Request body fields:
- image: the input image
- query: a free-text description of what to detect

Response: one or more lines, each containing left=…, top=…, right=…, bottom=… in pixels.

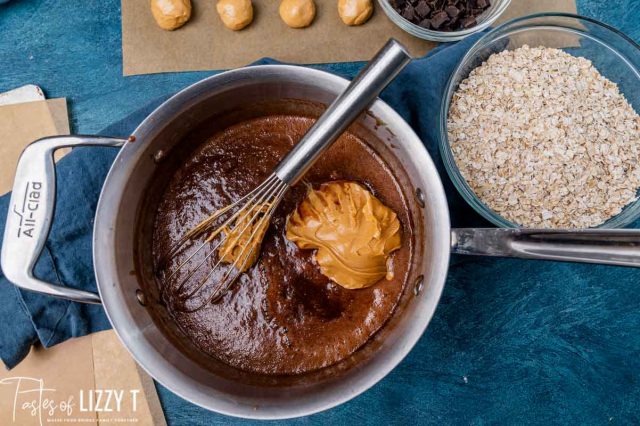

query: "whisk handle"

left=1, top=135, right=127, bottom=304
left=274, top=39, right=412, bottom=185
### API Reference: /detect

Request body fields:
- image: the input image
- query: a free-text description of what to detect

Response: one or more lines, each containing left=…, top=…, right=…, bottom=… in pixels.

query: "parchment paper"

left=122, top=0, right=576, bottom=75
left=93, top=331, right=167, bottom=426
left=0, top=333, right=166, bottom=425
left=0, top=335, right=99, bottom=425
left=0, top=95, right=166, bottom=425
left=0, top=99, right=68, bottom=195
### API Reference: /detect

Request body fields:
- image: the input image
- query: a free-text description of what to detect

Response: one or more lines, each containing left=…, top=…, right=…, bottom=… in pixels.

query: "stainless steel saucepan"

left=2, top=65, right=640, bottom=419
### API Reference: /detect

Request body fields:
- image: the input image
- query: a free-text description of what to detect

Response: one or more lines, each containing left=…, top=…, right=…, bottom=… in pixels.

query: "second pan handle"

left=1, top=135, right=127, bottom=304
left=451, top=228, right=640, bottom=267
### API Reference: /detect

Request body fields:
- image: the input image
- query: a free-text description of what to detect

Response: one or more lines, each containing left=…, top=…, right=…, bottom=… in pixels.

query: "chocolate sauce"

left=152, top=115, right=412, bottom=375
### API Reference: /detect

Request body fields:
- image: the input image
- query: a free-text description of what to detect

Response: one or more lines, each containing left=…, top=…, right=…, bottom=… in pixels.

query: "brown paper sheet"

left=92, top=331, right=168, bottom=426
left=122, top=0, right=576, bottom=76
left=0, top=99, right=68, bottom=195
left=0, top=335, right=99, bottom=425
left=498, top=0, right=576, bottom=23
left=0, top=333, right=166, bottom=425
left=0, top=98, right=166, bottom=425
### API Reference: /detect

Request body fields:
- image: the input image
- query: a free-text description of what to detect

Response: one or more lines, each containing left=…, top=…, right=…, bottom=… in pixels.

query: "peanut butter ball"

left=338, top=0, right=373, bottom=26
left=216, top=0, right=254, bottom=31
left=150, top=0, right=192, bottom=31
left=279, top=0, right=316, bottom=28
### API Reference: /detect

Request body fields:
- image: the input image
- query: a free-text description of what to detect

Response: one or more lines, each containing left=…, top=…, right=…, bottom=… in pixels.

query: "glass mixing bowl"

left=439, top=13, right=640, bottom=228
left=377, top=0, right=511, bottom=42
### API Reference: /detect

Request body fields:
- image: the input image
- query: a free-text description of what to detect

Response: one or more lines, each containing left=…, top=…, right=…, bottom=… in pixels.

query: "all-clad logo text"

left=12, top=182, right=42, bottom=238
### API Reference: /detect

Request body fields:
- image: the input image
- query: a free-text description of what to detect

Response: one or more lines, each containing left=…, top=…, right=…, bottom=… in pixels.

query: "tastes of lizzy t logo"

left=0, top=376, right=140, bottom=425
left=12, top=181, right=42, bottom=238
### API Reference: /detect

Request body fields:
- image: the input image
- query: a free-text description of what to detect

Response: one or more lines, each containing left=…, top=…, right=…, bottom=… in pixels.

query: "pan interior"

left=135, top=98, right=425, bottom=385
left=98, top=67, right=448, bottom=417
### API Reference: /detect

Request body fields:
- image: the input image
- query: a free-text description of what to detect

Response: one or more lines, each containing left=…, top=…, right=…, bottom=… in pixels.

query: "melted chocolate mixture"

left=152, top=115, right=412, bottom=375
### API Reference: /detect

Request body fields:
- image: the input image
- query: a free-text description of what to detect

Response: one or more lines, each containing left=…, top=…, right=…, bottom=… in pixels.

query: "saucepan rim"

left=93, top=65, right=451, bottom=419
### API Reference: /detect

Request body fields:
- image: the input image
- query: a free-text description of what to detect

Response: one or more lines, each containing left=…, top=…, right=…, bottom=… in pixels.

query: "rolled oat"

left=447, top=45, right=640, bottom=228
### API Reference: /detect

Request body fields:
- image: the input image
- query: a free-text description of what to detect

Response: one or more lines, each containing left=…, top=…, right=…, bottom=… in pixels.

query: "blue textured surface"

left=0, top=1, right=639, bottom=425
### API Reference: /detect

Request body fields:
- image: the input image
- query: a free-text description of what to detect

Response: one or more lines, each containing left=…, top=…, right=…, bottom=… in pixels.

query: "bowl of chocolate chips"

left=378, top=0, right=511, bottom=41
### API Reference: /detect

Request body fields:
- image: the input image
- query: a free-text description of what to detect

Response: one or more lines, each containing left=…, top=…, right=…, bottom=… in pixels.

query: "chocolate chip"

left=444, top=5, right=459, bottom=17
left=436, top=0, right=446, bottom=7
left=402, top=5, right=416, bottom=21
left=430, top=10, right=449, bottom=29
left=418, top=18, right=431, bottom=28
left=393, top=0, right=488, bottom=31
left=415, top=1, right=431, bottom=18
left=460, top=16, right=477, bottom=28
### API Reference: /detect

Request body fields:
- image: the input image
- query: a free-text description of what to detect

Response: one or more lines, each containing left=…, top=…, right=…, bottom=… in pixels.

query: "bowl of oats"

left=440, top=13, right=640, bottom=229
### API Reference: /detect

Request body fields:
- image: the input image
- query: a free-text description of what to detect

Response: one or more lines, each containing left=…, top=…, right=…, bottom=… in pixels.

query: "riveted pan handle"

left=1, top=135, right=127, bottom=304
left=451, top=228, right=640, bottom=267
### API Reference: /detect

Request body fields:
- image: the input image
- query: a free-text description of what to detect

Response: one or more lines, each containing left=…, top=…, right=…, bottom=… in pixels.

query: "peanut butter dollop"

left=216, top=0, right=254, bottom=31
left=279, top=0, right=316, bottom=28
left=218, top=203, right=271, bottom=272
left=338, top=0, right=373, bottom=26
left=286, top=181, right=401, bottom=289
left=150, top=0, right=192, bottom=31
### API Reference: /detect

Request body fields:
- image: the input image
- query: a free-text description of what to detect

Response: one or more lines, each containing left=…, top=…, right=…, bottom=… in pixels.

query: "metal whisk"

left=158, top=39, right=412, bottom=312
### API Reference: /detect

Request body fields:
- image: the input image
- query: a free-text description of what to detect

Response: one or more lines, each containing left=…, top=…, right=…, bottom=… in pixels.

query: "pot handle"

left=451, top=228, right=640, bottom=267
left=1, top=135, right=127, bottom=304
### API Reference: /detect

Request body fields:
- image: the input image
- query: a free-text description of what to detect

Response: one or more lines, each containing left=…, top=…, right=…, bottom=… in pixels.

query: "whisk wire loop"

left=180, top=182, right=289, bottom=312
left=172, top=176, right=278, bottom=283
left=160, top=174, right=288, bottom=312
left=179, top=177, right=284, bottom=298
left=160, top=174, right=281, bottom=268
left=163, top=174, right=280, bottom=284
